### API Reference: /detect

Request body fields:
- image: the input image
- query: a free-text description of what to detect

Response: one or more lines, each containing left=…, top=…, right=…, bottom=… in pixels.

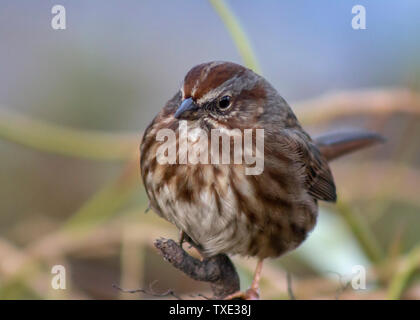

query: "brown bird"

left=140, top=61, right=382, bottom=299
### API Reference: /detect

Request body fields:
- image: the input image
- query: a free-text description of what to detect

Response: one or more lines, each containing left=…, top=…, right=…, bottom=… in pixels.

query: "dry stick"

left=112, top=281, right=183, bottom=300
left=154, top=238, right=240, bottom=299
left=286, top=272, right=296, bottom=300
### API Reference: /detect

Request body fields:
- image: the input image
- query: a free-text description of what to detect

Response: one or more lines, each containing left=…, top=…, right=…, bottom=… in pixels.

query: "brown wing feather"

left=282, top=129, right=337, bottom=202
left=305, top=144, right=336, bottom=202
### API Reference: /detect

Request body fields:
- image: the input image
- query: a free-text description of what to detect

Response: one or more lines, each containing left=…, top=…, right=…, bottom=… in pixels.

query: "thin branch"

left=286, top=272, right=296, bottom=300
left=1, top=89, right=418, bottom=161
left=112, top=282, right=183, bottom=300
left=296, top=88, right=420, bottom=125
left=154, top=238, right=240, bottom=299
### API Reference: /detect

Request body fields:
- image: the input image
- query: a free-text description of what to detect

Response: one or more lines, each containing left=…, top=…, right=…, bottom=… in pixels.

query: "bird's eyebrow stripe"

left=196, top=75, right=239, bottom=105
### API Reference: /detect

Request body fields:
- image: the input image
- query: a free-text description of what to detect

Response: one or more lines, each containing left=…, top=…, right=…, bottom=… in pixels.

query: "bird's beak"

left=174, top=97, right=199, bottom=119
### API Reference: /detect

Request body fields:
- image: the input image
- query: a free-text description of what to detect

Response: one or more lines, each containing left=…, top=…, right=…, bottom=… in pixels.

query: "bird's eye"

left=218, top=96, right=231, bottom=110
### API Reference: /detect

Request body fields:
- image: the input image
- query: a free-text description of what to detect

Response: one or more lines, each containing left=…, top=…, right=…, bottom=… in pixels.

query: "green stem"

left=335, top=200, right=384, bottom=265
left=209, top=0, right=262, bottom=74
left=388, top=246, right=420, bottom=300
left=0, top=108, right=137, bottom=161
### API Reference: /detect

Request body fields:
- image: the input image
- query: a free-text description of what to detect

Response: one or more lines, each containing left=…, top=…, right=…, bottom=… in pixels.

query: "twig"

left=154, top=238, right=240, bottom=299
left=335, top=281, right=351, bottom=300
left=112, top=281, right=183, bottom=300
left=286, top=272, right=296, bottom=300
left=1, top=89, right=417, bottom=162
left=325, top=270, right=352, bottom=300
left=189, top=293, right=212, bottom=300
left=295, top=88, right=420, bottom=125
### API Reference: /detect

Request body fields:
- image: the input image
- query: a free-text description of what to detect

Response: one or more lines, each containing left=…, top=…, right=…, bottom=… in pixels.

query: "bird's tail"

left=315, top=130, right=385, bottom=162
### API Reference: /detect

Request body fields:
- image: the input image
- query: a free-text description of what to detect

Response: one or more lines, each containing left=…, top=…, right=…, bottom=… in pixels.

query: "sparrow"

left=140, top=61, right=382, bottom=299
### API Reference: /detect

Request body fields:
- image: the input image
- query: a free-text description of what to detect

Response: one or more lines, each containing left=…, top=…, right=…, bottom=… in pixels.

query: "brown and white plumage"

left=140, top=61, right=382, bottom=297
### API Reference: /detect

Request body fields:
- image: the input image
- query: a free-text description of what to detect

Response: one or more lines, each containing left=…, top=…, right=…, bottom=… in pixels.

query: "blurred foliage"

left=0, top=0, right=419, bottom=300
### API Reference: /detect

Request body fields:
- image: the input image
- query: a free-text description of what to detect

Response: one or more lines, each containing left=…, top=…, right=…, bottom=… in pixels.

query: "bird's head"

left=174, top=61, right=271, bottom=130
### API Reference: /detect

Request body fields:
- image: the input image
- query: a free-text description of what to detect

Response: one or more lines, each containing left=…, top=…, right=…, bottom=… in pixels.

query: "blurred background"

left=0, top=0, right=419, bottom=299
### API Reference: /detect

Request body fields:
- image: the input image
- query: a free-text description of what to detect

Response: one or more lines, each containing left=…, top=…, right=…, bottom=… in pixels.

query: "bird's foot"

left=224, top=287, right=259, bottom=300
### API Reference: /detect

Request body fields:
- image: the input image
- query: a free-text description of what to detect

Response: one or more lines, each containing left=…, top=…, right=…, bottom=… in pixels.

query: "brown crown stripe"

left=183, top=62, right=246, bottom=100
